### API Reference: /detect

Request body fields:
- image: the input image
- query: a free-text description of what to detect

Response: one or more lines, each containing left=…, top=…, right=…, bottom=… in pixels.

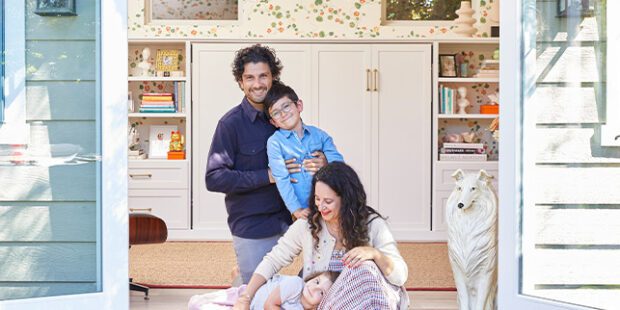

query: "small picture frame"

left=439, top=54, right=458, bottom=77
left=155, top=49, right=181, bottom=73
left=148, top=125, right=178, bottom=159
left=34, top=0, right=77, bottom=16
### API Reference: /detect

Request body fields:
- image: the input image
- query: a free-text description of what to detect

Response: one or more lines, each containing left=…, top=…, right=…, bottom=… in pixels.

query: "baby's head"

left=300, top=271, right=339, bottom=309
left=264, top=81, right=304, bottom=131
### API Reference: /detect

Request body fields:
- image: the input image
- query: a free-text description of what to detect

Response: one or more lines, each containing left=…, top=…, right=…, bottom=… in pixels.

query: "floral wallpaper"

left=129, top=0, right=499, bottom=39
left=151, top=0, right=238, bottom=20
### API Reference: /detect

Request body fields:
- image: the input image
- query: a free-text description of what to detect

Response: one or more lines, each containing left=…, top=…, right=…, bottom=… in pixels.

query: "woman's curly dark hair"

left=308, top=162, right=385, bottom=251
left=232, top=44, right=282, bottom=82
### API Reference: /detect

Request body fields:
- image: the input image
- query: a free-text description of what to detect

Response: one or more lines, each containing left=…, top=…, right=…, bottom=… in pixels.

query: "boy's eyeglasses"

left=270, top=101, right=296, bottom=120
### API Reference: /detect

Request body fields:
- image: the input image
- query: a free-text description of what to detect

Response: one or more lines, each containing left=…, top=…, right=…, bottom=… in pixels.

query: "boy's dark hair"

left=232, top=44, right=282, bottom=82
left=306, top=270, right=340, bottom=284
left=263, top=81, right=299, bottom=120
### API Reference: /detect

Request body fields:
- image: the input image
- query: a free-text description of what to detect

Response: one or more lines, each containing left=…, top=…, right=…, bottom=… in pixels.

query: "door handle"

left=129, top=174, right=152, bottom=179
left=373, top=69, right=379, bottom=92
left=130, top=208, right=152, bottom=212
left=366, top=69, right=371, bottom=92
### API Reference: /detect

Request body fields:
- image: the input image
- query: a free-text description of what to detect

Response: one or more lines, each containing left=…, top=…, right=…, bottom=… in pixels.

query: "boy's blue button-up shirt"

left=267, top=123, right=344, bottom=213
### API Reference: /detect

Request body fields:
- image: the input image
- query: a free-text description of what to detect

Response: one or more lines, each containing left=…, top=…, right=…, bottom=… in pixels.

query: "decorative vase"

left=454, top=1, right=478, bottom=37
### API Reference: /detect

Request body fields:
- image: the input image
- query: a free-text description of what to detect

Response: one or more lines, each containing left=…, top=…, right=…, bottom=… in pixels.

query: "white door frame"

left=1, top=0, right=128, bottom=308
left=498, top=0, right=601, bottom=309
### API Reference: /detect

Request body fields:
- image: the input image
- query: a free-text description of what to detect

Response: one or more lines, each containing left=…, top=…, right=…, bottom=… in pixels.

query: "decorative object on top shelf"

left=167, top=131, right=186, bottom=160
left=34, top=0, right=77, bottom=16
left=136, top=48, right=155, bottom=77
left=456, top=87, right=471, bottom=115
left=155, top=49, right=183, bottom=77
left=455, top=53, right=469, bottom=78
left=453, top=1, right=478, bottom=37
left=439, top=54, right=457, bottom=77
left=148, top=125, right=178, bottom=159
left=447, top=169, right=498, bottom=310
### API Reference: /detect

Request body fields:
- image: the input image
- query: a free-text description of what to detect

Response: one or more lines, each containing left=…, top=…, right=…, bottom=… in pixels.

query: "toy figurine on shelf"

left=167, top=130, right=186, bottom=160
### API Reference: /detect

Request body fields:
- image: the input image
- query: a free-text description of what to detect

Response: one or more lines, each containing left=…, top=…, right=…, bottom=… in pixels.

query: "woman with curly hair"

left=234, top=162, right=409, bottom=309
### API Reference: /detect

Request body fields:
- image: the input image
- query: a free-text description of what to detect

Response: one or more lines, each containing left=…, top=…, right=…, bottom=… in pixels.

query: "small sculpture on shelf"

left=167, top=130, right=186, bottom=160
left=456, top=86, right=471, bottom=115
left=128, top=123, right=145, bottom=160
left=136, top=47, right=154, bottom=77
left=480, top=92, right=500, bottom=114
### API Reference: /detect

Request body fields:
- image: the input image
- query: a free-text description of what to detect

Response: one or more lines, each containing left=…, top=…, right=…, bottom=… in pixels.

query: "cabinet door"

left=372, top=44, right=432, bottom=239
left=192, top=43, right=311, bottom=239
left=312, top=45, right=373, bottom=195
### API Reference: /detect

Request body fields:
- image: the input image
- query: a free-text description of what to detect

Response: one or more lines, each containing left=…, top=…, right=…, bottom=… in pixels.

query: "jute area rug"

left=129, top=241, right=455, bottom=291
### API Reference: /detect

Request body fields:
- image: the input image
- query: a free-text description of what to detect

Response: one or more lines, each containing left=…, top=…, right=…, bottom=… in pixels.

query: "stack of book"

left=128, top=149, right=146, bottom=160
left=474, top=60, right=499, bottom=78
left=440, top=142, right=487, bottom=161
left=439, top=85, right=456, bottom=114
left=140, top=92, right=176, bottom=113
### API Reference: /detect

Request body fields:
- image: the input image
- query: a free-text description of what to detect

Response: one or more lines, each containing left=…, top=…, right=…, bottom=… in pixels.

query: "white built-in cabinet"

left=191, top=43, right=432, bottom=241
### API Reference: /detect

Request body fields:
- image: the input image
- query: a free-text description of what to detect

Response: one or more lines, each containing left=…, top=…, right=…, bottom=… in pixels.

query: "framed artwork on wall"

left=145, top=0, right=239, bottom=25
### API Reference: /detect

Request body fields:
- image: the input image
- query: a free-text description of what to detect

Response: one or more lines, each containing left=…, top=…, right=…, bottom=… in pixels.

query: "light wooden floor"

left=130, top=289, right=458, bottom=310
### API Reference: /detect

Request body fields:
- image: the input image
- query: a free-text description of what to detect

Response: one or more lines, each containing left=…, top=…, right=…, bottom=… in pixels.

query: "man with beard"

left=205, top=45, right=326, bottom=285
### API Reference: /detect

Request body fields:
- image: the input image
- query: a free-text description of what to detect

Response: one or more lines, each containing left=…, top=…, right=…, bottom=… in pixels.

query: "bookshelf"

left=127, top=40, right=192, bottom=230
left=432, top=39, right=500, bottom=232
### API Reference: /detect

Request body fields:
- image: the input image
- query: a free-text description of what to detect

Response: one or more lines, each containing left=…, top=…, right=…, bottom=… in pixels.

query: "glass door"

left=500, top=0, right=618, bottom=309
left=1, top=0, right=127, bottom=308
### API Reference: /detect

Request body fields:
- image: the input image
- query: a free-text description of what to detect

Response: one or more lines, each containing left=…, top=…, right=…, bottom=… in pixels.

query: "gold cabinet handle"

left=129, top=174, right=152, bottom=179
left=373, top=69, right=379, bottom=92
left=130, top=208, right=152, bottom=212
left=366, top=69, right=371, bottom=92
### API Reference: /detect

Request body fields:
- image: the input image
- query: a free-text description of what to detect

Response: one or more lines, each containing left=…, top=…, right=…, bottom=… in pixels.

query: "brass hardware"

left=129, top=174, right=152, bottom=178
left=366, top=69, right=371, bottom=91
left=373, top=69, right=379, bottom=92
left=130, top=208, right=152, bottom=212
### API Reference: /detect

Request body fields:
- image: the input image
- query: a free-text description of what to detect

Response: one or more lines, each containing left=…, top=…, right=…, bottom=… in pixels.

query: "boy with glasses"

left=264, top=82, right=344, bottom=220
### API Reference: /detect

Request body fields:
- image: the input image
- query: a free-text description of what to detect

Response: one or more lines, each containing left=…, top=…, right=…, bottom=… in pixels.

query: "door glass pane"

left=385, top=0, right=460, bottom=21
left=0, top=0, right=101, bottom=300
left=520, top=0, right=619, bottom=308
left=150, top=0, right=238, bottom=21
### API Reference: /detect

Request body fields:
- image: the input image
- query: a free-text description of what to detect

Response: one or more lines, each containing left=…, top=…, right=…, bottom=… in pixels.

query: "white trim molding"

left=0, top=0, right=29, bottom=144
left=601, top=0, right=619, bottom=146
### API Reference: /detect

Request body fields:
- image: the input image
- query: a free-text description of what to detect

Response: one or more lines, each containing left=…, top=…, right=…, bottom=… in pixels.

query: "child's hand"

left=293, top=208, right=310, bottom=220
left=342, top=246, right=378, bottom=268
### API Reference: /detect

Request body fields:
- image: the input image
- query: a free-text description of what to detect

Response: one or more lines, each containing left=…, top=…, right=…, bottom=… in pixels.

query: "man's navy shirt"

left=205, top=98, right=292, bottom=238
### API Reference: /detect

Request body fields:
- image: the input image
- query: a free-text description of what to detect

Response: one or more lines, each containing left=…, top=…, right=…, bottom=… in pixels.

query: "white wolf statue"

left=446, top=169, right=498, bottom=310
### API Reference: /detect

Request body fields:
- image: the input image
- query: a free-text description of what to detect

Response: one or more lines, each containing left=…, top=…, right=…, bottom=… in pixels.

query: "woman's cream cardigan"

left=254, top=217, right=408, bottom=286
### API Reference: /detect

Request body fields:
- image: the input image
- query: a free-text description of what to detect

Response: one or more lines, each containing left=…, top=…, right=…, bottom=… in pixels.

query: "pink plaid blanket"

left=318, top=261, right=408, bottom=310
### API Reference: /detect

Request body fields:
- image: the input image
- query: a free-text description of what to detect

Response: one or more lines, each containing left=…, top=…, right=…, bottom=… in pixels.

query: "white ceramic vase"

left=454, top=1, right=478, bottom=37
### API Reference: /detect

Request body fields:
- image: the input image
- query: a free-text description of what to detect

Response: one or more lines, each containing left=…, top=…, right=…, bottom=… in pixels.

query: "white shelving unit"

left=127, top=40, right=192, bottom=231
left=432, top=39, right=500, bottom=233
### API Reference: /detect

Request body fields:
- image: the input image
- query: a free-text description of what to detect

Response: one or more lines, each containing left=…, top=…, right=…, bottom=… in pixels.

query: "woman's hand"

left=342, top=246, right=379, bottom=268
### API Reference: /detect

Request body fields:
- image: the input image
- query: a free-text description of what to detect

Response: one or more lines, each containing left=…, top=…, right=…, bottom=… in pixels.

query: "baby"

left=188, top=271, right=339, bottom=310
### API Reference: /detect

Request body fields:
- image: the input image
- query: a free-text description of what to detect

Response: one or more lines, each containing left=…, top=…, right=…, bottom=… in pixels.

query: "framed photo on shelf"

left=439, top=54, right=457, bottom=77
left=155, top=49, right=181, bottom=76
left=148, top=125, right=178, bottom=159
